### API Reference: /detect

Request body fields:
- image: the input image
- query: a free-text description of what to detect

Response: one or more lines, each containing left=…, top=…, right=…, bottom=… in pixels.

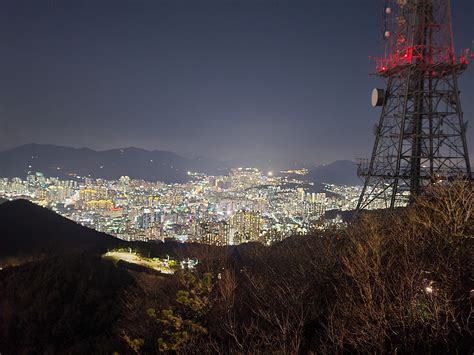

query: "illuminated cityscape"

left=0, top=0, right=471, bottom=352
left=0, top=168, right=369, bottom=245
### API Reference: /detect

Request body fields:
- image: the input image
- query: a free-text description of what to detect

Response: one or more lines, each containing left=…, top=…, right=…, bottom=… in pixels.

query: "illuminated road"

left=103, top=251, right=174, bottom=274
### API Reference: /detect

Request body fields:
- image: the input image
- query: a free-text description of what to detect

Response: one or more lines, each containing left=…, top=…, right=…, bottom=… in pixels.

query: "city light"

left=0, top=168, right=367, bottom=245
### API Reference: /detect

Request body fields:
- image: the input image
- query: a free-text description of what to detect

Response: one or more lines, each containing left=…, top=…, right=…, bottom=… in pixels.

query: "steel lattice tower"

left=357, top=0, right=472, bottom=210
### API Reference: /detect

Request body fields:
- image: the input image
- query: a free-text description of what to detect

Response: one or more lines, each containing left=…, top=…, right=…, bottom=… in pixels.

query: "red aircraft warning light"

left=373, top=0, right=469, bottom=76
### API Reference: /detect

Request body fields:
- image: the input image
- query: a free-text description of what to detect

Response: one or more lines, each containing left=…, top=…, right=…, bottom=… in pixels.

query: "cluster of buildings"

left=0, top=168, right=365, bottom=245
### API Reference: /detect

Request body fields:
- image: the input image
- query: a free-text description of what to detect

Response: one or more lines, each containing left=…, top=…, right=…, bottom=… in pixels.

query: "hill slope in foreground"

left=0, top=200, right=224, bottom=353
left=0, top=182, right=473, bottom=354
left=0, top=199, right=119, bottom=264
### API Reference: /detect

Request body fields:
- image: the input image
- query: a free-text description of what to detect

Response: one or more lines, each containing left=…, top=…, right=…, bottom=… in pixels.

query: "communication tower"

left=357, top=0, right=472, bottom=210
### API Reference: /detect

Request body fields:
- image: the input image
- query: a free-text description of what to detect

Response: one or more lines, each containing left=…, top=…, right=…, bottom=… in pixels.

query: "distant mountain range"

left=0, top=144, right=361, bottom=185
left=0, top=144, right=229, bottom=183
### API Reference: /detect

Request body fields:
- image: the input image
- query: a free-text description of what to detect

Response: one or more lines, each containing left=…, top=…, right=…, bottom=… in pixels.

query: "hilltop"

left=0, top=199, right=120, bottom=265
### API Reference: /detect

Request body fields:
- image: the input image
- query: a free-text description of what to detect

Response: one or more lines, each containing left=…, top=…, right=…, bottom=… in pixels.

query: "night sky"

left=0, top=0, right=472, bottom=166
